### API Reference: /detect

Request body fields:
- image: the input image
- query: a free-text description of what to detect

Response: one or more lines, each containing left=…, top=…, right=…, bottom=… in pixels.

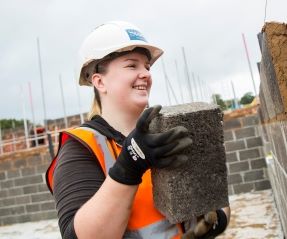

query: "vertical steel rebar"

left=37, top=37, right=48, bottom=130
left=181, top=47, right=193, bottom=102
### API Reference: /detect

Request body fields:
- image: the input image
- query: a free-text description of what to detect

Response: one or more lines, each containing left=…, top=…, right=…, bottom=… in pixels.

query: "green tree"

left=0, top=119, right=27, bottom=129
left=212, top=94, right=227, bottom=110
left=240, top=92, right=255, bottom=105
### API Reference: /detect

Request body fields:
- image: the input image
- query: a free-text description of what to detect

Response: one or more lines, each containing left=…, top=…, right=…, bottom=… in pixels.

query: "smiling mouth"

left=133, top=85, right=147, bottom=90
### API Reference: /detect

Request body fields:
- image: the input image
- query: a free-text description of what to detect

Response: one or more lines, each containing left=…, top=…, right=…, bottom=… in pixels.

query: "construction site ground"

left=0, top=189, right=284, bottom=239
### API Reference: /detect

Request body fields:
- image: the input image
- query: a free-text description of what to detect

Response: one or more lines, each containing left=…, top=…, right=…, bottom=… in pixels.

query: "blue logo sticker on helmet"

left=126, top=29, right=147, bottom=42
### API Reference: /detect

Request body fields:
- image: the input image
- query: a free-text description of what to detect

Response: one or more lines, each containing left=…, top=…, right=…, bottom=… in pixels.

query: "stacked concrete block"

left=257, top=21, right=287, bottom=237
left=150, top=102, right=229, bottom=223
left=223, top=113, right=270, bottom=195
left=0, top=149, right=56, bottom=226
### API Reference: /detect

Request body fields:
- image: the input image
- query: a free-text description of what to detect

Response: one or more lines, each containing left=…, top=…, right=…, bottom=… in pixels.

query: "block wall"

left=0, top=148, right=56, bottom=226
left=223, top=114, right=270, bottom=195
left=257, top=21, right=287, bottom=237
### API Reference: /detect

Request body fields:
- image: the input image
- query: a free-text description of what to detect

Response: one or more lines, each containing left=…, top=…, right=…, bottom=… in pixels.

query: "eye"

left=127, top=64, right=136, bottom=68
left=145, top=65, right=151, bottom=71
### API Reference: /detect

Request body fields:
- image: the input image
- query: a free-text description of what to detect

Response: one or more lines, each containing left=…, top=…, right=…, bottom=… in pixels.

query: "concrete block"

left=0, top=190, right=8, bottom=199
left=36, top=164, right=50, bottom=174
left=233, top=182, right=254, bottom=194
left=1, top=197, right=16, bottom=207
left=7, top=169, right=20, bottom=179
left=38, top=184, right=49, bottom=192
left=259, top=60, right=277, bottom=120
left=270, top=123, right=287, bottom=171
left=26, top=204, right=40, bottom=213
left=29, top=211, right=57, bottom=222
left=31, top=192, right=53, bottom=203
left=14, top=175, right=43, bottom=187
left=15, top=195, right=31, bottom=205
left=27, top=155, right=43, bottom=166
left=258, top=88, right=270, bottom=122
left=0, top=160, right=12, bottom=171
left=228, top=173, right=242, bottom=184
left=1, top=216, right=18, bottom=225
left=234, top=127, right=255, bottom=139
left=17, top=214, right=31, bottom=223
left=9, top=205, right=25, bottom=215
left=0, top=172, right=6, bottom=180
left=225, top=140, right=245, bottom=152
left=243, top=170, right=264, bottom=182
left=21, top=167, right=36, bottom=176
left=150, top=103, right=229, bottom=223
left=242, top=115, right=259, bottom=127
left=0, top=179, right=14, bottom=189
left=223, top=118, right=241, bottom=130
left=239, top=148, right=261, bottom=161
left=13, top=158, right=27, bottom=168
left=254, top=180, right=271, bottom=191
left=0, top=207, right=11, bottom=217
left=41, top=202, right=56, bottom=211
left=23, top=185, right=38, bottom=194
left=226, top=152, right=238, bottom=163
left=229, top=161, right=249, bottom=174
left=39, top=211, right=58, bottom=220
left=246, top=137, right=263, bottom=148
left=8, top=188, right=23, bottom=197
left=251, top=158, right=267, bottom=169
left=224, top=130, right=233, bottom=141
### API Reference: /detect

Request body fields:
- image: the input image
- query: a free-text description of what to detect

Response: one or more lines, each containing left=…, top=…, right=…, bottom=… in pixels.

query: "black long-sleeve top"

left=53, top=116, right=125, bottom=239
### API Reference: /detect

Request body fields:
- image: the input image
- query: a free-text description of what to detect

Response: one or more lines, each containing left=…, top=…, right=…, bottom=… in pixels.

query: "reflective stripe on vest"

left=46, top=127, right=182, bottom=239
left=79, top=127, right=115, bottom=172
left=124, top=219, right=180, bottom=239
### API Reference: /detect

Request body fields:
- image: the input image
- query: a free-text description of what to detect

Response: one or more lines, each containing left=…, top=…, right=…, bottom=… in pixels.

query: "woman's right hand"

left=109, top=105, right=192, bottom=185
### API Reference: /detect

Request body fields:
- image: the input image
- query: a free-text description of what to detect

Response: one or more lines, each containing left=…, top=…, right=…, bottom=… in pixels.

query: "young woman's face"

left=101, top=52, right=152, bottom=111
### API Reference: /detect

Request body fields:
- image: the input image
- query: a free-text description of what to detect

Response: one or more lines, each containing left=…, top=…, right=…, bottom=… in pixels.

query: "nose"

left=139, top=67, right=151, bottom=79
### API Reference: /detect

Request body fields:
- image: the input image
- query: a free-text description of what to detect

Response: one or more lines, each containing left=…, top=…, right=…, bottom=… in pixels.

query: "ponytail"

left=88, top=87, right=102, bottom=120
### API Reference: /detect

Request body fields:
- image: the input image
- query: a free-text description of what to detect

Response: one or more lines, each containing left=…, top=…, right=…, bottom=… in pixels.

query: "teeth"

left=133, top=85, right=147, bottom=90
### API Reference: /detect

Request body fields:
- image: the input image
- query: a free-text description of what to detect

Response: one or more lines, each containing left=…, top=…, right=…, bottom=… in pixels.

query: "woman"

left=46, top=21, right=230, bottom=239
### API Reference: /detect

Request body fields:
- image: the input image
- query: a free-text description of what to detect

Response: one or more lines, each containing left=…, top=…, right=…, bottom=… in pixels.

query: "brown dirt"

left=263, top=22, right=287, bottom=120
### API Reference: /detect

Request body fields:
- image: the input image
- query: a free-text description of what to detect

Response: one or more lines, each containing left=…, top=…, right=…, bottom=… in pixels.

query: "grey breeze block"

left=150, top=103, right=229, bottom=223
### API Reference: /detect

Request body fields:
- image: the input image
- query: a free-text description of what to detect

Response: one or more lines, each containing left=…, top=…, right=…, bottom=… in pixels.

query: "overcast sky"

left=0, top=0, right=286, bottom=124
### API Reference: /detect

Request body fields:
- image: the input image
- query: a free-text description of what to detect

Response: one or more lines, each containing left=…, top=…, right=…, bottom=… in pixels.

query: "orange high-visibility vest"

left=46, top=127, right=182, bottom=239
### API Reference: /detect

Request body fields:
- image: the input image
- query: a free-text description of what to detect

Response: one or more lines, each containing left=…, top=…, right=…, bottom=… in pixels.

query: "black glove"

left=181, top=209, right=228, bottom=239
left=109, top=105, right=192, bottom=185
left=198, top=209, right=228, bottom=239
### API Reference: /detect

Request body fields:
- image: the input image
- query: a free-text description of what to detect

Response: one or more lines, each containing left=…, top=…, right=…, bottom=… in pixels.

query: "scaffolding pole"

left=175, top=59, right=184, bottom=104
left=76, top=82, right=84, bottom=124
left=20, top=85, right=29, bottom=149
left=161, top=58, right=179, bottom=105
left=242, top=33, right=257, bottom=96
left=231, top=81, right=239, bottom=109
left=37, top=37, right=48, bottom=130
left=181, top=47, right=193, bottom=102
left=28, top=82, right=38, bottom=147
left=59, top=74, right=68, bottom=128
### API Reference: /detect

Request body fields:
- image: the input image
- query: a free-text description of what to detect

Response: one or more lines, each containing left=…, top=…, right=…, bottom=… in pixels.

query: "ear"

left=91, top=73, right=107, bottom=94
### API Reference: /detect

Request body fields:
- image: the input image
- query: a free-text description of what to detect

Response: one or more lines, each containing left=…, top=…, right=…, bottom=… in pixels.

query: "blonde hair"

left=87, top=47, right=152, bottom=120
left=88, top=96, right=101, bottom=120
left=88, top=86, right=102, bottom=120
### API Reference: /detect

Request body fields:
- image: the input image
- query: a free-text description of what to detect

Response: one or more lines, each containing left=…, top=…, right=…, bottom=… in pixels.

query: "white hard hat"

left=77, top=21, right=164, bottom=86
